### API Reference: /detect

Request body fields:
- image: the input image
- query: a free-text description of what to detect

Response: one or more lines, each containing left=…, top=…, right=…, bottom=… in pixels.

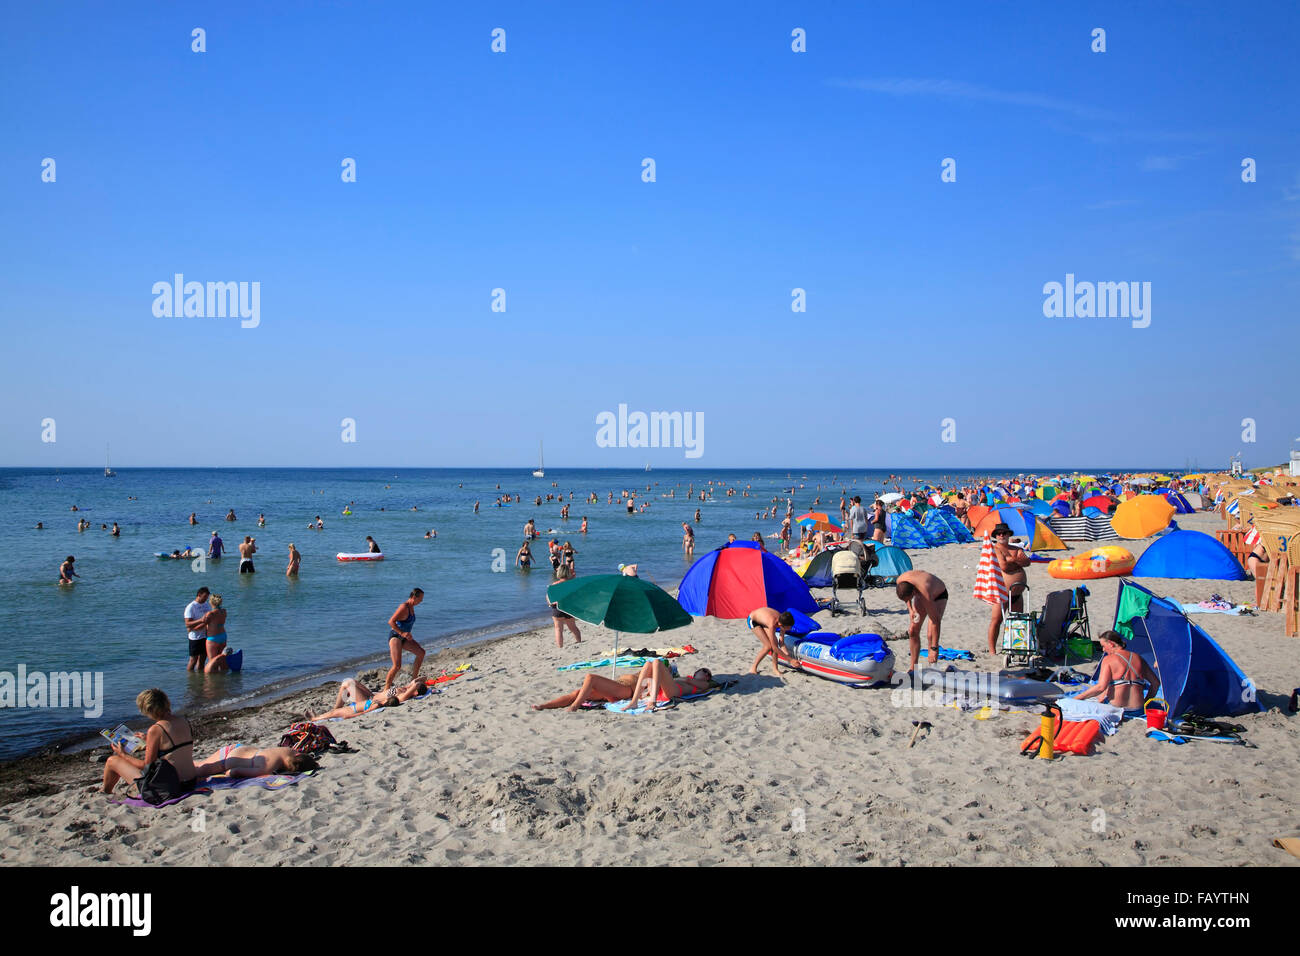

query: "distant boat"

left=104, top=444, right=116, bottom=478
left=532, top=441, right=545, bottom=478
left=645, top=462, right=652, bottom=472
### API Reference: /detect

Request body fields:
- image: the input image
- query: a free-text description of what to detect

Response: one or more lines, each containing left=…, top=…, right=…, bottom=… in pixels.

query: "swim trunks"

left=188, top=638, right=207, bottom=661
left=239, top=559, right=255, bottom=573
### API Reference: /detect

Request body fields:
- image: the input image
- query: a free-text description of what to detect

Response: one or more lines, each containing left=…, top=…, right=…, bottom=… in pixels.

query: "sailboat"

left=532, top=441, right=545, bottom=478
left=645, top=462, right=651, bottom=472
left=104, top=444, right=116, bottom=478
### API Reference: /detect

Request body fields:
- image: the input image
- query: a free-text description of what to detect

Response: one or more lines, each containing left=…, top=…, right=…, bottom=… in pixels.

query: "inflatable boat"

left=778, top=631, right=894, bottom=687
left=336, top=552, right=384, bottom=562
left=1047, top=545, right=1135, bottom=580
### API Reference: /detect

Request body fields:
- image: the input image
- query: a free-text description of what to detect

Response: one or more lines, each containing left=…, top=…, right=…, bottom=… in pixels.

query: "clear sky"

left=2, top=1, right=1297, bottom=470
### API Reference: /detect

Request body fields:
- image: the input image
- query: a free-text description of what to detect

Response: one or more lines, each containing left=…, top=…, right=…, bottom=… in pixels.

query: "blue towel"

left=919, top=647, right=976, bottom=662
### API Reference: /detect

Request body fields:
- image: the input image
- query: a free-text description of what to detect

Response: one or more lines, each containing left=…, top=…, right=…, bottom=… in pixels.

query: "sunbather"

left=624, top=659, right=715, bottom=710
left=533, top=672, right=639, bottom=712
left=306, top=676, right=428, bottom=720
left=1074, top=630, right=1159, bottom=711
left=193, top=745, right=318, bottom=780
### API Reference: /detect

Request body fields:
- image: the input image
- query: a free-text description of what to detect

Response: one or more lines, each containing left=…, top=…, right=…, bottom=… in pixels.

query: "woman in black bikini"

left=871, top=500, right=887, bottom=543
left=101, top=688, right=198, bottom=797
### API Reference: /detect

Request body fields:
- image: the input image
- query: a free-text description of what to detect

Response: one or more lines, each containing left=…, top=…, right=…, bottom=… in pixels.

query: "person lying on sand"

left=307, top=676, right=428, bottom=720
left=193, top=745, right=318, bottom=780
left=533, top=672, right=639, bottom=712
left=624, top=659, right=715, bottom=710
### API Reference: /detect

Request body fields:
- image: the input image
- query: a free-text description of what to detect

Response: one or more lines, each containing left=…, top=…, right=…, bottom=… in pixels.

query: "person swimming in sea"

left=59, top=555, right=79, bottom=585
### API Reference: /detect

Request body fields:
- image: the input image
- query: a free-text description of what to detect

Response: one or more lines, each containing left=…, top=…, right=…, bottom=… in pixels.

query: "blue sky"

left=2, top=1, right=1297, bottom=470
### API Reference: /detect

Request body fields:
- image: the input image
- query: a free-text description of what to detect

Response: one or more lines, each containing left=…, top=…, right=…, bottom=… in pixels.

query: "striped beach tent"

left=1048, top=514, right=1120, bottom=541
left=973, top=533, right=1009, bottom=607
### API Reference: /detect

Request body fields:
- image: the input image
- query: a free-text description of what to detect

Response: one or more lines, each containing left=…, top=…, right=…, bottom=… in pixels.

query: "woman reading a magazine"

left=100, top=688, right=199, bottom=798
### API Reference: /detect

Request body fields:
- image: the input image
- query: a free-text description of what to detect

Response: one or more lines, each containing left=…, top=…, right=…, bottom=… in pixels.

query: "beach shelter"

left=1112, top=495, right=1176, bottom=538
left=1025, top=500, right=1055, bottom=518
left=932, top=507, right=975, bottom=543
left=887, top=511, right=930, bottom=549
left=870, top=544, right=913, bottom=582
left=1156, top=490, right=1196, bottom=515
left=1131, top=531, right=1248, bottom=581
left=920, top=508, right=957, bottom=546
left=1182, top=491, right=1204, bottom=510
left=1082, top=495, right=1112, bottom=512
left=970, top=507, right=1067, bottom=551
left=678, top=542, right=818, bottom=618
left=547, top=573, right=693, bottom=676
left=1111, top=579, right=1260, bottom=718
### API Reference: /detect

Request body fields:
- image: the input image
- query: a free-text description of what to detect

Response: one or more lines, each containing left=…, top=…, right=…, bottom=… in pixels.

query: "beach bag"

left=137, top=757, right=185, bottom=805
left=278, top=721, right=344, bottom=756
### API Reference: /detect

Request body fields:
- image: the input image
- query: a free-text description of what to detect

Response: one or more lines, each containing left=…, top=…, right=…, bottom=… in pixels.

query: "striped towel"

left=973, top=533, right=1008, bottom=607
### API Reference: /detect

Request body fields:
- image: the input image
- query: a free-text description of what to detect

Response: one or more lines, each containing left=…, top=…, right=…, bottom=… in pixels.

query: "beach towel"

left=603, top=681, right=733, bottom=715
left=558, top=656, right=662, bottom=672
left=1145, top=728, right=1250, bottom=746
left=112, top=770, right=317, bottom=808
left=1056, top=696, right=1125, bottom=735
left=919, top=647, right=976, bottom=662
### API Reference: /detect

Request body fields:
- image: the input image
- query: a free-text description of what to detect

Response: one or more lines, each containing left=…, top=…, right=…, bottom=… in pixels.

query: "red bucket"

left=1144, top=697, right=1168, bottom=730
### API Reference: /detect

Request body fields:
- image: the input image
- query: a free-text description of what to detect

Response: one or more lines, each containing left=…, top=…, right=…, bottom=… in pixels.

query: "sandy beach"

left=2, top=511, right=1296, bottom=867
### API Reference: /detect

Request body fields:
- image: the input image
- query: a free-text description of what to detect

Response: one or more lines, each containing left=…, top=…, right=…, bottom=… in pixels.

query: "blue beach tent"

left=920, top=509, right=957, bottom=546
left=1131, top=530, right=1247, bottom=581
left=870, top=544, right=913, bottom=582
left=1111, top=579, right=1259, bottom=718
left=887, top=512, right=930, bottom=549
left=933, top=507, right=975, bottom=543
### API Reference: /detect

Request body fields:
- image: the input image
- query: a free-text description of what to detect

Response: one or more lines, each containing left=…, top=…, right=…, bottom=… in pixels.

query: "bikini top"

left=155, top=718, right=193, bottom=758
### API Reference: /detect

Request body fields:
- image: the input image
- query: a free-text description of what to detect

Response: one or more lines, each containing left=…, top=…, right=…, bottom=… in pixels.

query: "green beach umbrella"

left=546, top=573, right=693, bottom=676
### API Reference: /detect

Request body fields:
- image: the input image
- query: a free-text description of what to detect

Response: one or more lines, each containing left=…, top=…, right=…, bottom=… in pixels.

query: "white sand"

left=2, top=512, right=1296, bottom=866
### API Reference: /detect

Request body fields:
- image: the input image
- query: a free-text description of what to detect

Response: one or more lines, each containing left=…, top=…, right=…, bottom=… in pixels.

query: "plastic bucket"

left=1144, top=696, right=1168, bottom=730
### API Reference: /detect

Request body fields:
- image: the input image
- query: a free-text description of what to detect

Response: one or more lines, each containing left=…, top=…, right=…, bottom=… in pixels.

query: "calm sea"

left=0, top=465, right=1090, bottom=760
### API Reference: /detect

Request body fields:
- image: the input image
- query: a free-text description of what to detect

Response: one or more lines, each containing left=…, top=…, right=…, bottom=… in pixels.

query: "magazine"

left=100, top=723, right=143, bottom=754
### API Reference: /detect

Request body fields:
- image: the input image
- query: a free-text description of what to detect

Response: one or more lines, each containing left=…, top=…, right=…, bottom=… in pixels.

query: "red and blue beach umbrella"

left=677, top=542, right=819, bottom=618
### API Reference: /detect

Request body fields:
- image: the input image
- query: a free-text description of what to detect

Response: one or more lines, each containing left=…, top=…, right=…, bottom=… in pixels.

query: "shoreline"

left=0, top=634, right=511, bottom=809
left=1, top=607, right=563, bottom=768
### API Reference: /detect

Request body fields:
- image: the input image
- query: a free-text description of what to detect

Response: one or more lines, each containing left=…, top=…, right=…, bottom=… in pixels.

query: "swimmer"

left=59, top=555, right=79, bottom=585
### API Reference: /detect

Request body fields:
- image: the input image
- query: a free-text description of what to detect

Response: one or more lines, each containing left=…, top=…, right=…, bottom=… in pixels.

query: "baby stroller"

left=830, top=548, right=868, bottom=616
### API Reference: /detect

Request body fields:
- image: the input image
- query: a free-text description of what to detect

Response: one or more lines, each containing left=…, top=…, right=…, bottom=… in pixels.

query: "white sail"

left=532, top=441, right=545, bottom=478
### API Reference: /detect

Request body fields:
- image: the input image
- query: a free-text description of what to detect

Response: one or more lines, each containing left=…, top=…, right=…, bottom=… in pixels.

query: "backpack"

left=278, top=721, right=347, bottom=756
